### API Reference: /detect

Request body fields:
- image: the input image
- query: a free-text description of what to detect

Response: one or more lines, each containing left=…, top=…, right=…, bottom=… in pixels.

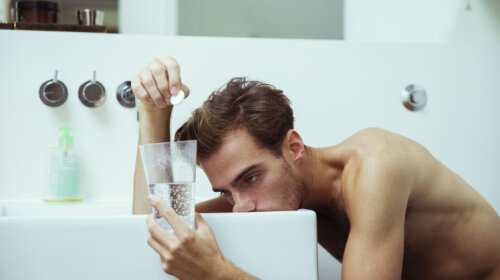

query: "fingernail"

left=171, top=86, right=178, bottom=94
left=158, top=101, right=166, bottom=108
left=147, top=194, right=154, bottom=202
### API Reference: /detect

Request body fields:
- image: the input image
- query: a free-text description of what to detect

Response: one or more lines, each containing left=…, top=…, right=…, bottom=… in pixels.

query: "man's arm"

left=341, top=154, right=412, bottom=280
left=132, top=103, right=172, bottom=214
left=195, top=196, right=233, bottom=213
left=131, top=56, right=183, bottom=214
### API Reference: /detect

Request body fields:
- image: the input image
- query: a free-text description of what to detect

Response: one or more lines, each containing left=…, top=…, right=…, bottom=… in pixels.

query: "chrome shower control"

left=401, top=84, right=427, bottom=111
left=78, top=71, right=106, bottom=108
left=116, top=81, right=135, bottom=108
left=39, top=70, right=68, bottom=107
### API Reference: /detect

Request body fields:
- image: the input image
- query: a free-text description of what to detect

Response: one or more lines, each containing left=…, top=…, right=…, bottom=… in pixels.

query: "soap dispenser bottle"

left=44, top=126, right=82, bottom=202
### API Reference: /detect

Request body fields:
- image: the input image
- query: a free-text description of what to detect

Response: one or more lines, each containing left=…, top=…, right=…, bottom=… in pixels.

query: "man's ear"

left=282, top=129, right=305, bottom=162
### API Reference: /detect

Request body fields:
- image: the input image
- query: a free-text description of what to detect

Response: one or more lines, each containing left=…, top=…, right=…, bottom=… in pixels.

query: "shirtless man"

left=131, top=56, right=500, bottom=280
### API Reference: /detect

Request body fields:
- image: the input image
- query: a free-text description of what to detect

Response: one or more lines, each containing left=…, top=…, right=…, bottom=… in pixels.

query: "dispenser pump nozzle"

left=59, top=126, right=74, bottom=151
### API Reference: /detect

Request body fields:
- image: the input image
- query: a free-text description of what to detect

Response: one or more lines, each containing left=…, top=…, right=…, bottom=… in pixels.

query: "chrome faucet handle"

left=39, top=70, right=68, bottom=107
left=78, top=71, right=106, bottom=108
left=116, top=81, right=136, bottom=108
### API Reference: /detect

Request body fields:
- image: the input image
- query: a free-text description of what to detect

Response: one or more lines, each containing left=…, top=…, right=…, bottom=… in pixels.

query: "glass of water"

left=139, top=140, right=197, bottom=232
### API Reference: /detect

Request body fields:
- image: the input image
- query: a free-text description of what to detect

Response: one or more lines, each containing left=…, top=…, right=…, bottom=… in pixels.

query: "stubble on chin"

left=279, top=159, right=306, bottom=210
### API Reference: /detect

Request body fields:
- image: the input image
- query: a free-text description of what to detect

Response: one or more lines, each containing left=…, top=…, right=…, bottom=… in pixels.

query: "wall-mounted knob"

left=116, top=81, right=135, bottom=108
left=39, top=70, right=68, bottom=107
left=401, top=84, right=427, bottom=111
left=78, top=71, right=106, bottom=108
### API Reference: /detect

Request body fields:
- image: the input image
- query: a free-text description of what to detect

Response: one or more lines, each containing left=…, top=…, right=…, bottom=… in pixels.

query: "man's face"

left=200, top=129, right=304, bottom=212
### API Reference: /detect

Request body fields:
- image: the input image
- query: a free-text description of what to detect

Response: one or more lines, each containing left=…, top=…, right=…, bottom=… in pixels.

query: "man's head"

left=175, top=78, right=307, bottom=212
left=175, top=78, right=294, bottom=160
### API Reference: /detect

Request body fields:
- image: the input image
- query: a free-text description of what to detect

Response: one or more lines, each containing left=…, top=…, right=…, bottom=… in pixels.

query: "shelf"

left=0, top=22, right=107, bottom=33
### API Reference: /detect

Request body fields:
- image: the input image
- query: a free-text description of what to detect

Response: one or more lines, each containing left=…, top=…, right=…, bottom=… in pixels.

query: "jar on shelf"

left=16, top=1, right=60, bottom=24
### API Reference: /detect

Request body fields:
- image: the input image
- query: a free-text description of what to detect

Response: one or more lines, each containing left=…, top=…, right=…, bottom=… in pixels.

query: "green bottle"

left=44, top=126, right=82, bottom=202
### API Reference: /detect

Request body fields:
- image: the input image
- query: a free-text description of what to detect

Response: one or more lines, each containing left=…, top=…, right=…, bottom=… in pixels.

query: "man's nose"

left=231, top=191, right=256, bottom=212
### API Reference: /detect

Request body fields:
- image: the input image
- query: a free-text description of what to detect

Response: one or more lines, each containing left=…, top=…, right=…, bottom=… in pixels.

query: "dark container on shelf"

left=16, top=1, right=60, bottom=24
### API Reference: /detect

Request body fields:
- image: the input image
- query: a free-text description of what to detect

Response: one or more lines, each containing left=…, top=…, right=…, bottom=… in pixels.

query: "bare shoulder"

left=342, top=127, right=433, bottom=163
left=339, top=127, right=452, bottom=216
left=339, top=128, right=429, bottom=213
left=348, top=127, right=419, bottom=147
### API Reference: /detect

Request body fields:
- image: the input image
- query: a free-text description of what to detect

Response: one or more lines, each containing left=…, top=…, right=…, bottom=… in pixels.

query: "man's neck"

left=298, top=146, right=346, bottom=211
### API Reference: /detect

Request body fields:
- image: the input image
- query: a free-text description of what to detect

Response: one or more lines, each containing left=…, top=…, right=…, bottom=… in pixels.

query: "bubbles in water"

left=148, top=182, right=194, bottom=232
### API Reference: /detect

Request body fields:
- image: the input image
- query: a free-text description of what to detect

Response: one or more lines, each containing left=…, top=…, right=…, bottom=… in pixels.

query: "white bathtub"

left=0, top=200, right=319, bottom=280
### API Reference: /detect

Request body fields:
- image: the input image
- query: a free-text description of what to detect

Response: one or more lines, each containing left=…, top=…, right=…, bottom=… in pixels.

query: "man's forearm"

left=195, top=196, right=233, bottom=213
left=132, top=103, right=173, bottom=214
left=213, top=259, right=260, bottom=280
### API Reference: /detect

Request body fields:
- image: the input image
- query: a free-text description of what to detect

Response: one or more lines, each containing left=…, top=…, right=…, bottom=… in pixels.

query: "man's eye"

left=244, top=175, right=258, bottom=184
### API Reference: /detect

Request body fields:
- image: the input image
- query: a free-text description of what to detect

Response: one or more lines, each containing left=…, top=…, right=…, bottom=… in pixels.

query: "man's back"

left=321, top=128, right=500, bottom=279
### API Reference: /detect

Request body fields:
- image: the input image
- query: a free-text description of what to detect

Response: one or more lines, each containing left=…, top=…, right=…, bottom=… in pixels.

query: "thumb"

left=181, top=83, right=190, bottom=98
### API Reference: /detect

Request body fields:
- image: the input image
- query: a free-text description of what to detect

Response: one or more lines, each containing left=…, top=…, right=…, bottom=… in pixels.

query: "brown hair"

left=174, top=77, right=294, bottom=161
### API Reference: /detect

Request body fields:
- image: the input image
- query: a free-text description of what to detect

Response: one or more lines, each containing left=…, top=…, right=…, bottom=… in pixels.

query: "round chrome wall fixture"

left=401, top=84, right=427, bottom=111
left=78, top=71, right=106, bottom=108
left=39, top=70, right=68, bottom=107
left=116, top=81, right=135, bottom=108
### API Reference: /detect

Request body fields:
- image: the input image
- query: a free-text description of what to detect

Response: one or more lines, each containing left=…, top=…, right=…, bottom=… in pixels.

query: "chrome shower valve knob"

left=39, top=70, right=68, bottom=107
left=116, top=81, right=136, bottom=108
left=401, top=84, right=427, bottom=111
left=79, top=71, right=106, bottom=108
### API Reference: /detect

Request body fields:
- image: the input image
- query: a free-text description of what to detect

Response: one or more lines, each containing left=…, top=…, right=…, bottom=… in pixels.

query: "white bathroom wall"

left=345, top=0, right=500, bottom=42
left=0, top=30, right=499, bottom=280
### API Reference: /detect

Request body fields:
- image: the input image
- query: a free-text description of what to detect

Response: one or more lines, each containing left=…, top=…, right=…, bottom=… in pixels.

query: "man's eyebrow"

left=212, top=163, right=262, bottom=192
left=230, top=163, right=262, bottom=187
